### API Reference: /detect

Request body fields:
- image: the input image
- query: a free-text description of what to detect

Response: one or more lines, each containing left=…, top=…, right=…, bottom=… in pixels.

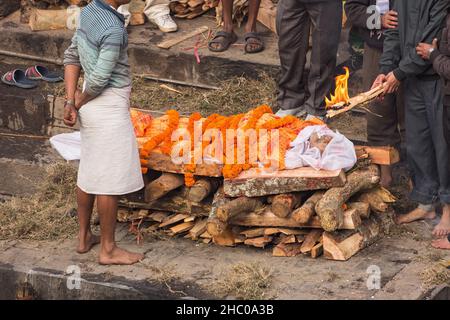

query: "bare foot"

left=99, top=246, right=144, bottom=265
left=431, top=237, right=450, bottom=250
left=77, top=232, right=100, bottom=254
left=394, top=207, right=436, bottom=225
left=433, top=205, right=450, bottom=237
left=380, top=165, right=393, bottom=188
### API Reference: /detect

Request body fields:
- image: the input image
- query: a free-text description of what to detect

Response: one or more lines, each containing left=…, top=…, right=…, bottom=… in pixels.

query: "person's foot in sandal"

left=208, top=30, right=238, bottom=52
left=244, top=32, right=264, bottom=54
left=1, top=69, right=37, bottom=89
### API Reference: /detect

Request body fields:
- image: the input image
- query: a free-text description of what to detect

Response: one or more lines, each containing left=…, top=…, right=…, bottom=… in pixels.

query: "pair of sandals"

left=1, top=66, right=63, bottom=89
left=208, top=31, right=264, bottom=54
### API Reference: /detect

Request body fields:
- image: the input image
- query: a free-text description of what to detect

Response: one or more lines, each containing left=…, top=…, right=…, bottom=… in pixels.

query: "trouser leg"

left=405, top=78, right=450, bottom=204
left=304, top=1, right=342, bottom=116
left=276, top=0, right=310, bottom=113
left=144, top=0, right=171, bottom=20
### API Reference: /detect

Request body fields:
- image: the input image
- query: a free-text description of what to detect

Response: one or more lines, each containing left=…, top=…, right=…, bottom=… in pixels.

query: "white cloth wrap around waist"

left=77, top=86, right=144, bottom=195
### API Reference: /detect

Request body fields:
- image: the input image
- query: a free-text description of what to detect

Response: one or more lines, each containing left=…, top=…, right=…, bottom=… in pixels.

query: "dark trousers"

left=276, top=0, right=342, bottom=116
left=404, top=77, right=450, bottom=204
left=362, top=44, right=405, bottom=147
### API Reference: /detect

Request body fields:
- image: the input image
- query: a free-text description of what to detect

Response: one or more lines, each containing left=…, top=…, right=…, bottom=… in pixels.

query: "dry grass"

left=420, top=263, right=450, bottom=288
left=0, top=162, right=79, bottom=240
left=130, top=73, right=278, bottom=116
left=214, top=262, right=272, bottom=300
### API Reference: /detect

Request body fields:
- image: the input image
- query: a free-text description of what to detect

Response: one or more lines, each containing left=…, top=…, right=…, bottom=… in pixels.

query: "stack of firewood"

left=169, top=0, right=218, bottom=19
left=120, top=144, right=398, bottom=261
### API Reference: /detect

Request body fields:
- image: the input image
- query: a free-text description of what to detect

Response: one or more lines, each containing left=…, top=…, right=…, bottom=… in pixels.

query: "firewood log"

left=357, top=191, right=389, bottom=213
left=216, top=196, right=264, bottom=222
left=187, top=178, right=220, bottom=202
left=206, top=187, right=229, bottom=236
left=291, top=191, right=325, bottom=223
left=144, top=172, right=184, bottom=202
left=315, top=165, right=380, bottom=232
left=270, top=193, right=302, bottom=218
left=348, top=202, right=371, bottom=219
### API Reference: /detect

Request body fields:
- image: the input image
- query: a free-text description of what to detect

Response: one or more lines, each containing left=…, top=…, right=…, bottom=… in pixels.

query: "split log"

left=315, top=165, right=380, bottom=232
left=148, top=211, right=169, bottom=223
left=159, top=214, right=190, bottom=228
left=189, top=219, right=208, bottom=240
left=326, top=84, right=385, bottom=119
left=342, top=208, right=362, bottom=229
left=311, top=242, right=323, bottom=259
left=300, top=229, right=323, bottom=254
left=244, top=236, right=273, bottom=248
left=217, top=196, right=264, bottom=222
left=273, top=243, right=303, bottom=257
left=270, top=193, right=302, bottom=218
left=292, top=191, right=325, bottom=223
left=187, top=178, right=220, bottom=202
left=212, top=227, right=236, bottom=246
left=130, top=13, right=145, bottom=25
left=323, top=215, right=382, bottom=261
left=224, top=167, right=346, bottom=197
left=230, top=208, right=359, bottom=230
left=240, top=228, right=266, bottom=238
left=145, top=172, right=184, bottom=202
left=348, top=202, right=370, bottom=219
left=206, top=187, right=230, bottom=236
left=357, top=193, right=388, bottom=213
left=169, top=221, right=195, bottom=235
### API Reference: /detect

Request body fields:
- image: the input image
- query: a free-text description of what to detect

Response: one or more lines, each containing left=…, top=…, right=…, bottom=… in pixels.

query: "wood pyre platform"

left=119, top=146, right=398, bottom=261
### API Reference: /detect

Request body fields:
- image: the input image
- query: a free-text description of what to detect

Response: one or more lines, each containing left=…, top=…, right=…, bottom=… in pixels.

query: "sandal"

left=1, top=69, right=38, bottom=89
left=244, top=32, right=265, bottom=54
left=25, top=65, right=63, bottom=82
left=208, top=31, right=238, bottom=52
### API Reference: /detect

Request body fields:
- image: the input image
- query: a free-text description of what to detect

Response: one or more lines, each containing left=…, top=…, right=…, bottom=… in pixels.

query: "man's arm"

left=430, top=34, right=450, bottom=81
left=394, top=0, right=448, bottom=80
left=63, top=33, right=81, bottom=126
left=80, top=26, right=123, bottom=106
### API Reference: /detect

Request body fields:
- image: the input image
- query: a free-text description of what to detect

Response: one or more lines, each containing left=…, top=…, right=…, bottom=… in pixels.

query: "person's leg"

left=208, top=0, right=235, bottom=51
left=431, top=233, right=450, bottom=250
left=276, top=0, right=310, bottom=116
left=304, top=1, right=342, bottom=117
left=395, top=78, right=440, bottom=224
left=97, top=195, right=144, bottom=265
left=76, top=187, right=100, bottom=254
left=144, top=0, right=177, bottom=33
left=243, top=0, right=264, bottom=53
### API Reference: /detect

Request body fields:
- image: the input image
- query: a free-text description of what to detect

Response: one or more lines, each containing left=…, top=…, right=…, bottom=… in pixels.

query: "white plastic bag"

left=49, top=131, right=81, bottom=161
left=284, top=125, right=357, bottom=171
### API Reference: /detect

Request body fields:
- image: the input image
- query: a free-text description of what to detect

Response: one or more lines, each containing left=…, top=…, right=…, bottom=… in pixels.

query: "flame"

left=325, top=67, right=350, bottom=109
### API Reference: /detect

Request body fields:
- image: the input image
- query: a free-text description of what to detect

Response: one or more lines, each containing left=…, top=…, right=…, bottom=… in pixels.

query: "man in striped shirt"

left=64, top=0, right=145, bottom=265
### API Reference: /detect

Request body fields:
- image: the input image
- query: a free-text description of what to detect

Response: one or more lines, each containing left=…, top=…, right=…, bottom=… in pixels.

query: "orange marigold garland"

left=184, top=112, right=202, bottom=187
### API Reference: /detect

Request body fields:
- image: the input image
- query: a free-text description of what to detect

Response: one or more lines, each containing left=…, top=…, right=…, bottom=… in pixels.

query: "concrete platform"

left=0, top=219, right=447, bottom=300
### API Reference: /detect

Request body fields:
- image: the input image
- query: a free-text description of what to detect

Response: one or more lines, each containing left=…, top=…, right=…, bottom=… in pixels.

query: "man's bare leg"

left=433, top=204, right=450, bottom=237
left=97, top=195, right=144, bottom=265
left=209, top=0, right=234, bottom=51
left=395, top=203, right=436, bottom=225
left=244, top=0, right=263, bottom=52
left=77, top=187, right=100, bottom=254
left=379, top=164, right=393, bottom=188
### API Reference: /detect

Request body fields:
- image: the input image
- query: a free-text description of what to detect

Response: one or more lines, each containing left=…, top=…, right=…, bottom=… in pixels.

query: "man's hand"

left=416, top=38, right=438, bottom=60
left=372, top=74, right=387, bottom=90
left=63, top=103, right=78, bottom=127
left=383, top=72, right=400, bottom=94
left=381, top=10, right=398, bottom=29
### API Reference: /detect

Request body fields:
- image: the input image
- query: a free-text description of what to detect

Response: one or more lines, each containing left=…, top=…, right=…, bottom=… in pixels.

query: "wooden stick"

left=0, top=49, right=64, bottom=65
left=326, top=84, right=385, bottom=119
left=157, top=25, right=209, bottom=49
left=143, top=75, right=220, bottom=90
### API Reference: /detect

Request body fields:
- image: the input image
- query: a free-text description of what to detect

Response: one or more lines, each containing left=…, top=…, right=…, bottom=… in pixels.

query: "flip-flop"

left=1, top=69, right=38, bottom=89
left=25, top=65, right=63, bottom=82
left=244, top=32, right=265, bottom=54
left=208, top=31, right=238, bottom=52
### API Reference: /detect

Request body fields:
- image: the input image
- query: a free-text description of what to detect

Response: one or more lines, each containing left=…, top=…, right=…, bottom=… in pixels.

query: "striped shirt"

left=63, top=0, right=131, bottom=97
